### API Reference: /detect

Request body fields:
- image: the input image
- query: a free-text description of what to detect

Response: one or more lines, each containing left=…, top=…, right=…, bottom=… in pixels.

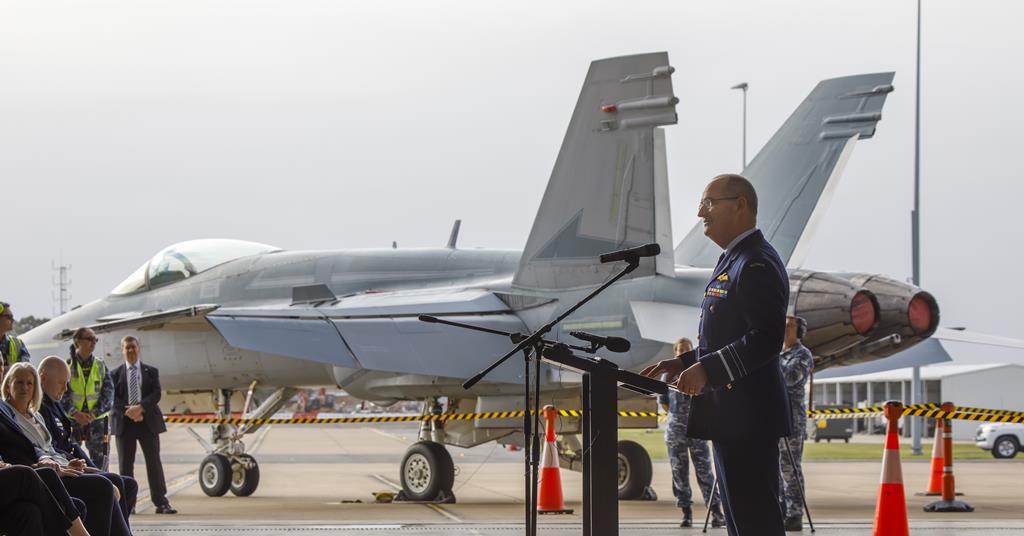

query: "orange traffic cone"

left=537, top=405, right=573, bottom=514
left=918, top=418, right=944, bottom=496
left=923, top=402, right=973, bottom=513
left=873, top=401, right=909, bottom=536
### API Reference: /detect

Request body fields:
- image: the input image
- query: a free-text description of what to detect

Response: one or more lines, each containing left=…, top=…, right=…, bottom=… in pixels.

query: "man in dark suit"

left=643, top=174, right=791, bottom=536
left=110, top=335, right=177, bottom=514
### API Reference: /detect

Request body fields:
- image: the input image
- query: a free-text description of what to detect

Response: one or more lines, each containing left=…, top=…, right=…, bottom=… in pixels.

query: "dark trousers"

left=60, top=471, right=132, bottom=536
left=713, top=438, right=785, bottom=536
left=0, top=466, right=74, bottom=536
left=116, top=420, right=169, bottom=507
left=101, top=471, right=138, bottom=524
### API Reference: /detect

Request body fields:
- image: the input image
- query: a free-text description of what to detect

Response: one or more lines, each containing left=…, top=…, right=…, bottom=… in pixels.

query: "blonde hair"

left=1, top=362, right=43, bottom=412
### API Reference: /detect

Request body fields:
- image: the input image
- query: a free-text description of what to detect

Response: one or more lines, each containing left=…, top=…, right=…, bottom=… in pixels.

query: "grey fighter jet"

left=22, top=52, right=935, bottom=501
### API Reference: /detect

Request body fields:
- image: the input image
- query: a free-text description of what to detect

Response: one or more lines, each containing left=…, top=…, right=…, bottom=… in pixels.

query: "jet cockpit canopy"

left=111, top=239, right=280, bottom=295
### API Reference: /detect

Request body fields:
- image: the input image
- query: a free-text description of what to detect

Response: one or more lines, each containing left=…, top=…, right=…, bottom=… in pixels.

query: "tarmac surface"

left=115, top=423, right=1024, bottom=535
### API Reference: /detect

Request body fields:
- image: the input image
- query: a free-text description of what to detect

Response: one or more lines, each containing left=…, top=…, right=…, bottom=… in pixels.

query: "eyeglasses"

left=698, top=196, right=741, bottom=211
left=75, top=337, right=98, bottom=343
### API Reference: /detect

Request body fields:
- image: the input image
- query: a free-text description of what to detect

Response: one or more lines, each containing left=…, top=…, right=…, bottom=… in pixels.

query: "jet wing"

left=206, top=289, right=534, bottom=383
left=56, top=304, right=220, bottom=339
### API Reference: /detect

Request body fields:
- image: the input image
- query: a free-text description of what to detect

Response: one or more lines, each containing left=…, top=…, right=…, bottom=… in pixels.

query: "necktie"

left=128, top=366, right=140, bottom=405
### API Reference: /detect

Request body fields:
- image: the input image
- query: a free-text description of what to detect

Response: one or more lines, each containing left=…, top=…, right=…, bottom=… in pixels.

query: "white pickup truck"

left=975, top=422, right=1024, bottom=458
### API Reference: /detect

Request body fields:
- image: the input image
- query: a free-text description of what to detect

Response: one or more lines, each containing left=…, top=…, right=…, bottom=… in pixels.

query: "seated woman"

left=1, top=362, right=131, bottom=536
left=0, top=461, right=90, bottom=536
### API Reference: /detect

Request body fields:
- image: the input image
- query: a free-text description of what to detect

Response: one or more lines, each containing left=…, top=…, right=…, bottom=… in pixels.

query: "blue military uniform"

left=39, top=393, right=138, bottom=523
left=678, top=229, right=791, bottom=536
left=660, top=389, right=721, bottom=511
left=778, top=341, right=813, bottom=521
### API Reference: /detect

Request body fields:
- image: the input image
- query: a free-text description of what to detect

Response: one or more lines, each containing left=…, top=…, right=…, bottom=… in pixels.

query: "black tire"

left=199, top=454, right=232, bottom=497
left=399, top=441, right=455, bottom=501
left=844, top=438, right=850, bottom=444
left=617, top=440, right=652, bottom=500
left=814, top=437, right=820, bottom=443
left=230, top=454, right=260, bottom=496
left=992, top=436, right=1020, bottom=459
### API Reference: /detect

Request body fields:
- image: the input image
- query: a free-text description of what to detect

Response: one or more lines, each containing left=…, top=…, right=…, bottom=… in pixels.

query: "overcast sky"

left=1, top=0, right=1021, bottom=337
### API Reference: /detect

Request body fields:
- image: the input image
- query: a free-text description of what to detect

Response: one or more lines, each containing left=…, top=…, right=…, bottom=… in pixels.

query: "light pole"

left=731, top=82, right=749, bottom=169
left=910, top=0, right=924, bottom=456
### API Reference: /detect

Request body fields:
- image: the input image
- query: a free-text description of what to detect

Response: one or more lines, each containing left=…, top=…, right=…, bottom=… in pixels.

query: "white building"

left=813, top=363, right=1024, bottom=441
left=811, top=335, right=1024, bottom=442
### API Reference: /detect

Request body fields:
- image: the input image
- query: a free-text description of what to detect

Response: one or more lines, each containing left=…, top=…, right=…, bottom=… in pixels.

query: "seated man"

left=1, top=362, right=132, bottom=536
left=38, top=356, right=138, bottom=522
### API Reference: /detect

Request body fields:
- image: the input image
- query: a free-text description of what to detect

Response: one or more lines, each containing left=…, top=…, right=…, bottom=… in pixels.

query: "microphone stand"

left=418, top=316, right=600, bottom=535
left=421, top=254, right=646, bottom=536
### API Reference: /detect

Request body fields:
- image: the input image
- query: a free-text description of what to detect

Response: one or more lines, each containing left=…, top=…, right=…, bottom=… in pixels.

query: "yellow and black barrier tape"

left=808, top=405, right=1024, bottom=424
left=163, top=409, right=661, bottom=426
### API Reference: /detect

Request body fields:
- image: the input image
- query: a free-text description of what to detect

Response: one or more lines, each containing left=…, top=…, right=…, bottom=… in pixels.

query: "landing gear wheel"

left=230, top=454, right=261, bottom=496
left=398, top=441, right=455, bottom=502
left=199, top=454, right=232, bottom=497
left=993, top=436, right=1019, bottom=459
left=617, top=440, right=653, bottom=500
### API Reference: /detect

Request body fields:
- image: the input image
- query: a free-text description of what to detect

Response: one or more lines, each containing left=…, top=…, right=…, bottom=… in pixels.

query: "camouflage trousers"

left=666, top=429, right=721, bottom=509
left=778, top=434, right=806, bottom=519
left=73, top=418, right=111, bottom=472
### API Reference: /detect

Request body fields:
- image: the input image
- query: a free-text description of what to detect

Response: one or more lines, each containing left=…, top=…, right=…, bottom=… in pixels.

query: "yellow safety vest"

left=3, top=335, right=23, bottom=366
left=68, top=357, right=108, bottom=418
left=4, top=338, right=15, bottom=366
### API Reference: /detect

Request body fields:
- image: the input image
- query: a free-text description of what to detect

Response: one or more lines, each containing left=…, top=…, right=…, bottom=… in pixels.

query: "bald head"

left=698, top=174, right=759, bottom=249
left=38, top=355, right=70, bottom=401
left=713, top=174, right=757, bottom=214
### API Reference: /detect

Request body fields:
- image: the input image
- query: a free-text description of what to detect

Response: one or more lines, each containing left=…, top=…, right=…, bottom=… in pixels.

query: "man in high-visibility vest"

left=61, top=327, right=115, bottom=471
left=0, top=302, right=31, bottom=381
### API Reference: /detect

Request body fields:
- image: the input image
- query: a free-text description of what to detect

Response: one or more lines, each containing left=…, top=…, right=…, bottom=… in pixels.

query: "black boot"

left=784, top=515, right=803, bottom=532
left=710, top=504, right=726, bottom=528
left=680, top=507, right=693, bottom=528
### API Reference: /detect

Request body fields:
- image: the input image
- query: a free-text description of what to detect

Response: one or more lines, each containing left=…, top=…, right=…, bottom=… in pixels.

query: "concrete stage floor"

left=115, top=424, right=1023, bottom=535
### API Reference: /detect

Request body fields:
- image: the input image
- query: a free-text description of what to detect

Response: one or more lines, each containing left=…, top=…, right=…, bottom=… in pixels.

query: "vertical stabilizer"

left=674, top=73, right=894, bottom=268
left=513, top=53, right=678, bottom=291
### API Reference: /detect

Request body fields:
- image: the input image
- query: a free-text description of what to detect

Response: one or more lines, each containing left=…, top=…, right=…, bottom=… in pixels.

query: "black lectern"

left=541, top=344, right=668, bottom=536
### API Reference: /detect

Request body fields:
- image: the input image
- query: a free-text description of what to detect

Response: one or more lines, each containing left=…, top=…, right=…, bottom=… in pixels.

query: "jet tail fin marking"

left=674, top=73, right=894, bottom=269
left=513, top=52, right=677, bottom=291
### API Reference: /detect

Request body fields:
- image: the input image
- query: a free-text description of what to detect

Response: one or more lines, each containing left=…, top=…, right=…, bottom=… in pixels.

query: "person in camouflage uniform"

left=62, top=327, right=115, bottom=471
left=778, top=316, right=813, bottom=532
left=661, top=338, right=725, bottom=528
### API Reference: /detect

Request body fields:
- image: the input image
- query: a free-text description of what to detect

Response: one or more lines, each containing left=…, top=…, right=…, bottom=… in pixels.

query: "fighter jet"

left=22, top=52, right=934, bottom=501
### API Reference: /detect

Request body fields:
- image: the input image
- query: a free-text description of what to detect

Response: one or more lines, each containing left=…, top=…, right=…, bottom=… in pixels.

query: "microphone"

left=568, top=331, right=631, bottom=353
left=599, top=243, right=661, bottom=264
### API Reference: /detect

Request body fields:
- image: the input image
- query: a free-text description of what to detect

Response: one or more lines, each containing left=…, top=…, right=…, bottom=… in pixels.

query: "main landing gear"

left=191, top=387, right=296, bottom=497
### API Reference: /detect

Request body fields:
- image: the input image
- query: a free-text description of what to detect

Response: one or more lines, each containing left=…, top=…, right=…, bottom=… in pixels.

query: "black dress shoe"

left=155, top=504, right=178, bottom=514
left=680, top=506, right=693, bottom=527
left=783, top=515, right=802, bottom=532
